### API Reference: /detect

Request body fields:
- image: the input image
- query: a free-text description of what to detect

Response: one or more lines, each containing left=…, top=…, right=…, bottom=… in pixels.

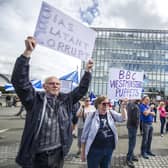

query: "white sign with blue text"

left=34, top=1, right=96, bottom=61
left=108, top=68, right=144, bottom=100
left=60, top=80, right=72, bottom=93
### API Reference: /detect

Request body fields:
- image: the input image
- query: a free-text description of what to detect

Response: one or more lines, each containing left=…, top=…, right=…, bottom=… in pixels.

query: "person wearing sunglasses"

left=80, top=95, right=127, bottom=168
left=11, top=36, right=93, bottom=168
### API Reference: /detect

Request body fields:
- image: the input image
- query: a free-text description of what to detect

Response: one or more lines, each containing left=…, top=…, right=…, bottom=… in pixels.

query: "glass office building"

left=88, top=28, right=168, bottom=99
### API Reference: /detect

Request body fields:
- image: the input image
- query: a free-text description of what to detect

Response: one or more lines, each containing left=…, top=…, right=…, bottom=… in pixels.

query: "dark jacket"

left=72, top=102, right=80, bottom=125
left=11, top=55, right=91, bottom=167
left=126, top=102, right=140, bottom=128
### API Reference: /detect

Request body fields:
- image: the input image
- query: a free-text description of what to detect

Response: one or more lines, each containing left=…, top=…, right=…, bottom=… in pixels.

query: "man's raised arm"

left=11, top=36, right=36, bottom=111
left=70, top=59, right=94, bottom=104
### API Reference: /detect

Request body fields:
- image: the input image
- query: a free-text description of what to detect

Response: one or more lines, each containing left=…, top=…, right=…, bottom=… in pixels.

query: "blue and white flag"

left=4, top=83, right=15, bottom=92
left=89, top=91, right=96, bottom=105
left=4, top=80, right=43, bottom=92
left=31, top=80, right=43, bottom=91
left=59, top=71, right=79, bottom=88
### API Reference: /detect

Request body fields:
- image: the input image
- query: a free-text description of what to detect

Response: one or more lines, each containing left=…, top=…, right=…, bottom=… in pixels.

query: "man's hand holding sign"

left=23, top=36, right=36, bottom=57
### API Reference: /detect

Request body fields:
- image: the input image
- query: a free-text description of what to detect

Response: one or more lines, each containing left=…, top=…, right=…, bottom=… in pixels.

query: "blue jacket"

left=11, top=55, right=91, bottom=167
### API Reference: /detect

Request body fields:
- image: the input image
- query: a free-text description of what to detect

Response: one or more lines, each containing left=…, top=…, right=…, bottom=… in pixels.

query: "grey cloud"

left=105, top=0, right=168, bottom=29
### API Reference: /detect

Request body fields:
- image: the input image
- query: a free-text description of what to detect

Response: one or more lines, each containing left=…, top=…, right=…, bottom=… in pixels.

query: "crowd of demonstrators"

left=11, top=36, right=93, bottom=168
left=139, top=95, right=156, bottom=159
left=126, top=100, right=140, bottom=168
left=157, top=101, right=168, bottom=137
left=126, top=96, right=164, bottom=168
left=76, top=97, right=95, bottom=156
left=10, top=35, right=168, bottom=168
left=80, top=96, right=127, bottom=168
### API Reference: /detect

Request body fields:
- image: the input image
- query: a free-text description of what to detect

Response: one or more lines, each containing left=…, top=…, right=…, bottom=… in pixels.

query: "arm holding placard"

left=23, top=36, right=36, bottom=58
left=120, top=98, right=128, bottom=120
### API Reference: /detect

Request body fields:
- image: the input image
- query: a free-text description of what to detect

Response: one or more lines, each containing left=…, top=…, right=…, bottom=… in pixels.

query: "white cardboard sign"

left=34, top=1, right=96, bottom=61
left=60, top=80, right=72, bottom=93
left=108, top=68, right=144, bottom=100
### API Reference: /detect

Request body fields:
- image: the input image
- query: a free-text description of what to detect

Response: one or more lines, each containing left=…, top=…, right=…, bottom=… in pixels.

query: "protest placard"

left=108, top=68, right=144, bottom=100
left=60, top=80, right=72, bottom=93
left=34, top=1, right=96, bottom=61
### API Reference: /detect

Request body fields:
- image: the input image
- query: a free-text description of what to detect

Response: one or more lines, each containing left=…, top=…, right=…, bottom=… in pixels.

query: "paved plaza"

left=0, top=106, right=168, bottom=168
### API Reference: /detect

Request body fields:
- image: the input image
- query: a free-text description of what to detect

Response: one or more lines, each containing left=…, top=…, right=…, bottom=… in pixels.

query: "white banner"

left=107, top=68, right=144, bottom=100
left=34, top=1, right=96, bottom=61
left=60, top=80, right=72, bottom=93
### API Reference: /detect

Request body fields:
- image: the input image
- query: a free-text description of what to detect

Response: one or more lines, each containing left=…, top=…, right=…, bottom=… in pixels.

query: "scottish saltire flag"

left=59, top=71, right=79, bottom=88
left=4, top=83, right=14, bottom=92
left=31, top=80, right=43, bottom=91
left=89, top=91, right=96, bottom=105
left=4, top=80, right=43, bottom=92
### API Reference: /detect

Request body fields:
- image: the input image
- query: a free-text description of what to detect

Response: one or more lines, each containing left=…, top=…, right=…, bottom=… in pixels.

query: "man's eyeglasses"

left=85, top=100, right=90, bottom=102
left=46, top=82, right=60, bottom=86
left=101, top=102, right=110, bottom=106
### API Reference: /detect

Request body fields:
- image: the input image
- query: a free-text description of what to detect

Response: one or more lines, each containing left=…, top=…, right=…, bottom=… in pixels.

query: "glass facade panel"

left=87, top=28, right=168, bottom=98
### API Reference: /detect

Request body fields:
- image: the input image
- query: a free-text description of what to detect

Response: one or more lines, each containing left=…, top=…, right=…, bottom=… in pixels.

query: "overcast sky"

left=1, top=0, right=168, bottom=81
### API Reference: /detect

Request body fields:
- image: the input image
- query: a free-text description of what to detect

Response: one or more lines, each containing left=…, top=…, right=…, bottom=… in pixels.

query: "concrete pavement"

left=0, top=106, right=168, bottom=167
